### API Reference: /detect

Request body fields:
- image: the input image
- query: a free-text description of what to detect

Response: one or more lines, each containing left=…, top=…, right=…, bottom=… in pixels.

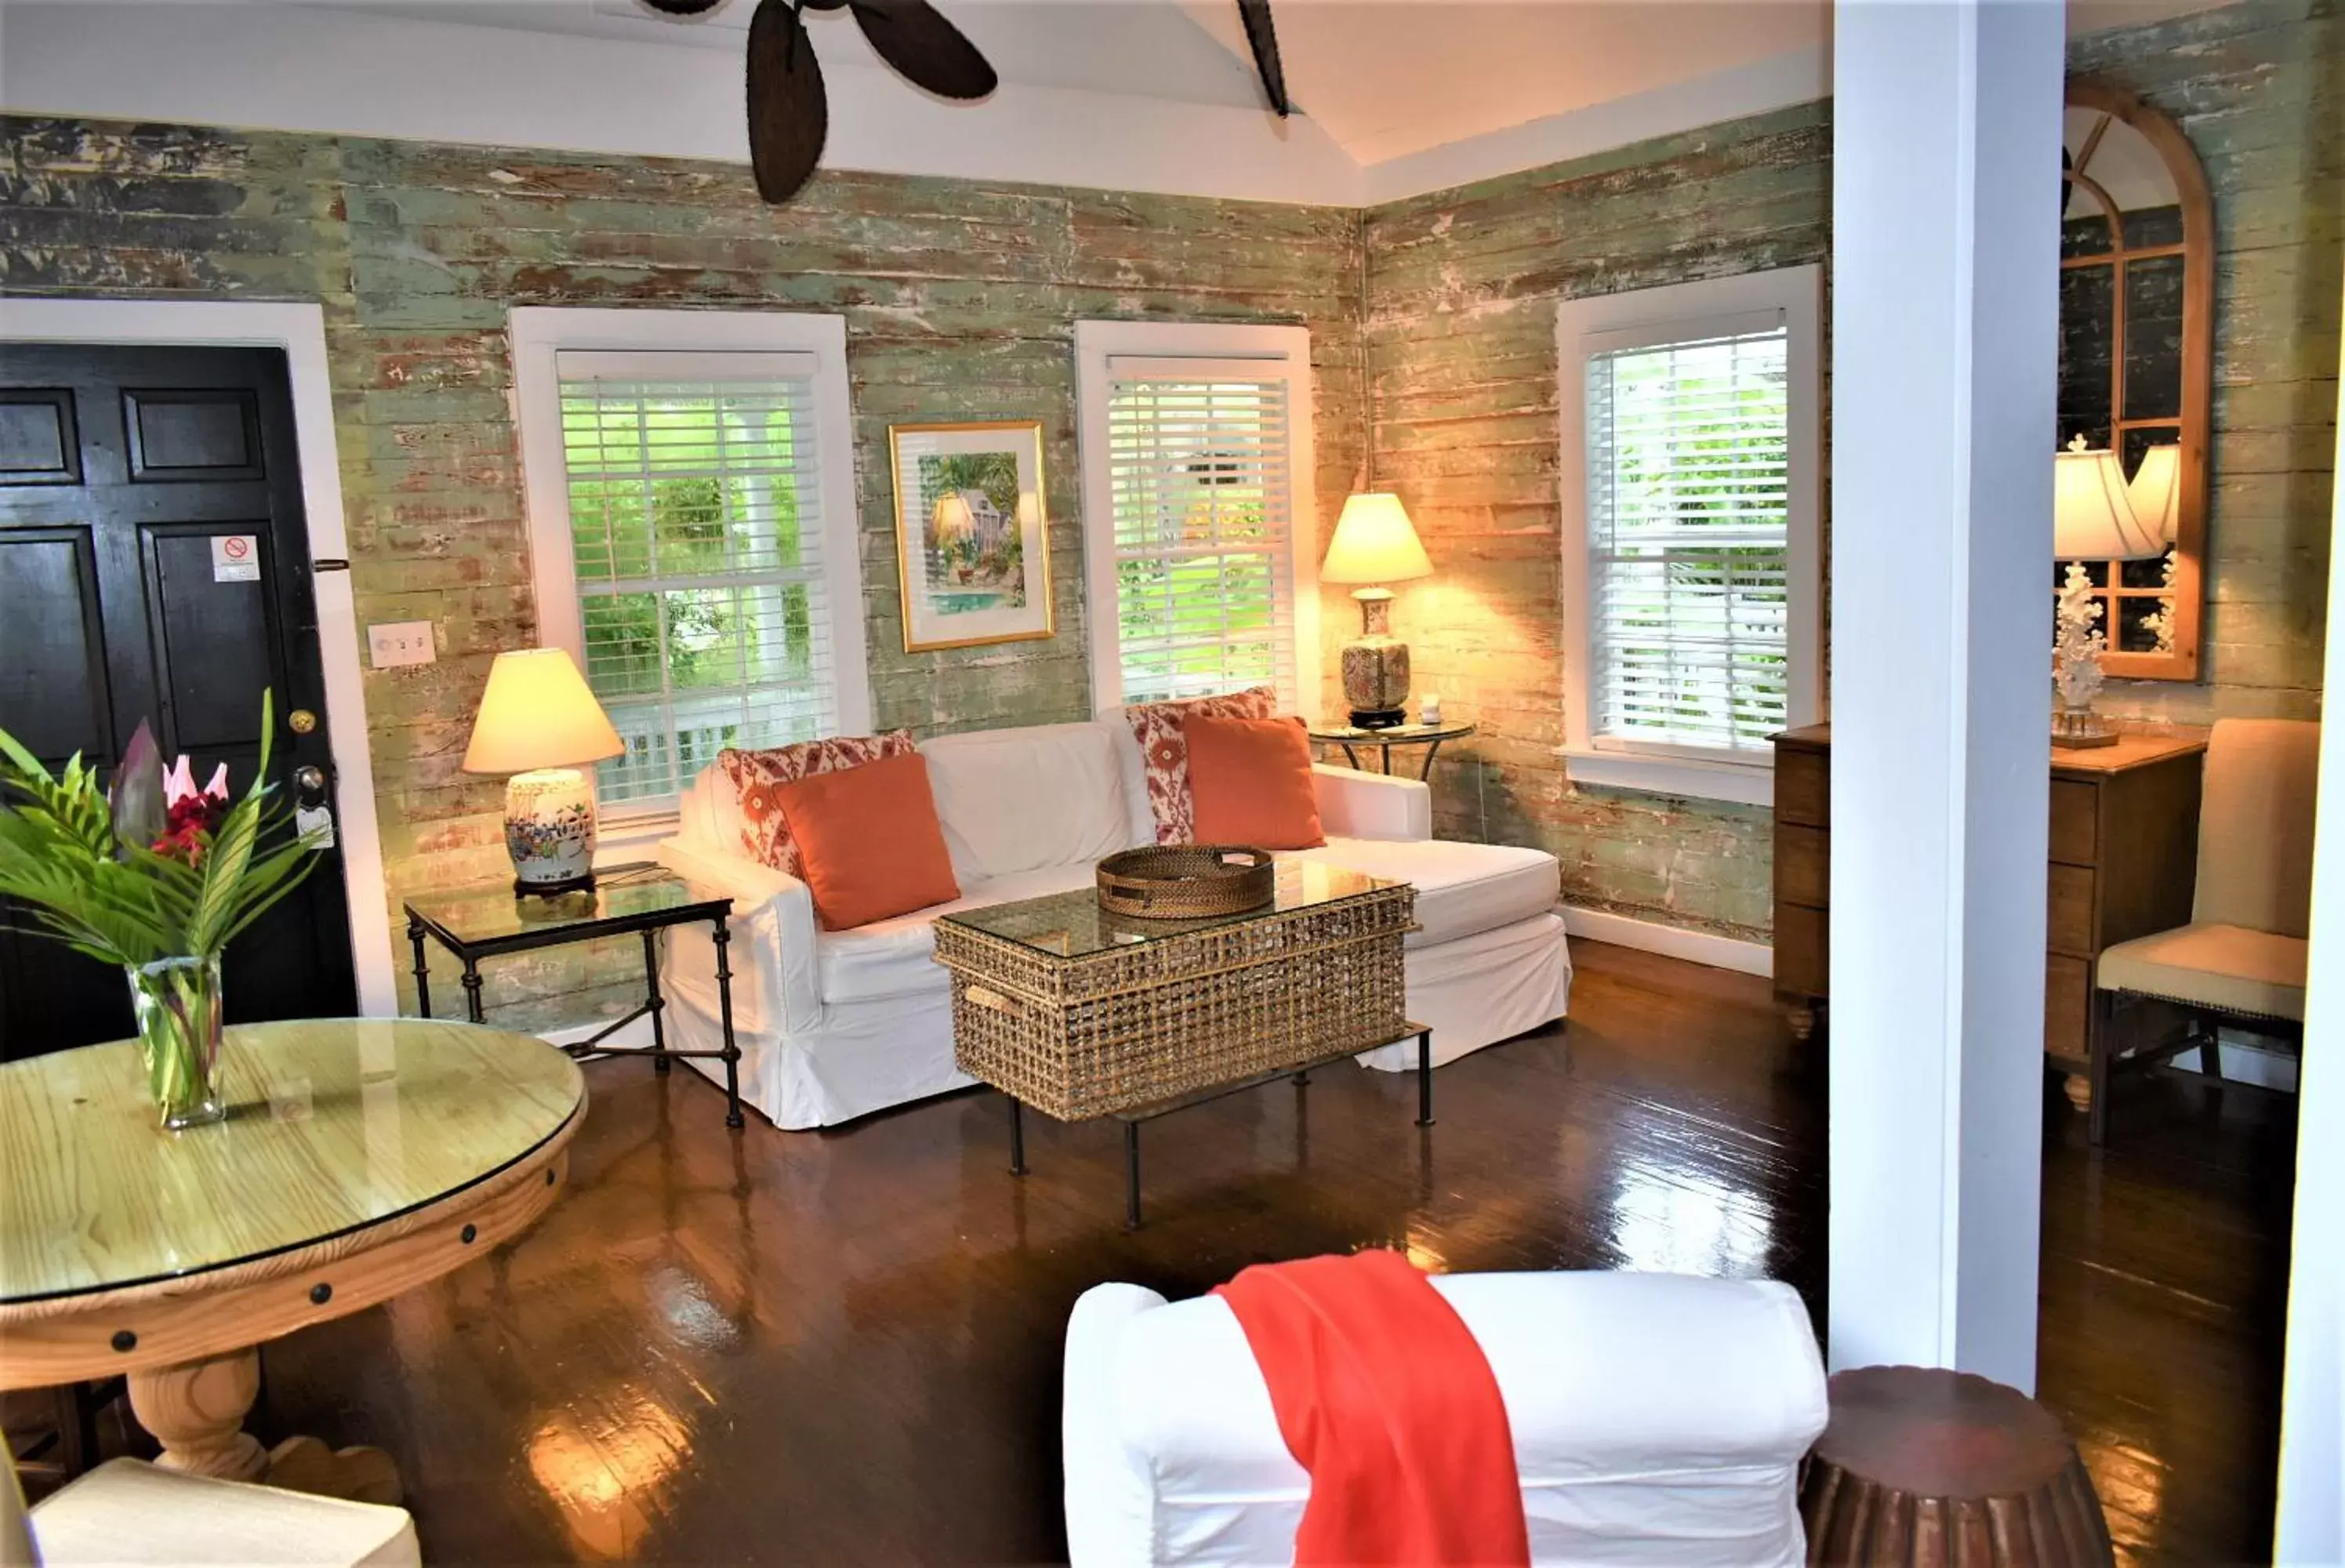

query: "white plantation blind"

left=1584, top=325, right=1791, bottom=754
left=1104, top=358, right=1299, bottom=708
left=555, top=349, right=839, bottom=804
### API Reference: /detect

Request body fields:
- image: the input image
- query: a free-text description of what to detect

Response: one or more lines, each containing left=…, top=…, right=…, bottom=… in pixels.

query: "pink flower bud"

left=164, top=755, right=196, bottom=808
left=203, top=763, right=231, bottom=802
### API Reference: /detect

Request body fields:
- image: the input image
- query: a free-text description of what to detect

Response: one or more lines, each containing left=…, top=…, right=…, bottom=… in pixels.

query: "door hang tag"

left=211, top=535, right=260, bottom=583
left=295, top=804, right=336, bottom=849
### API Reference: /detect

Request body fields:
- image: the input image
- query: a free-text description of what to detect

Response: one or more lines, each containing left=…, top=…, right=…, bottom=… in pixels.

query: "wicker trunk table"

left=933, top=862, right=1425, bottom=1227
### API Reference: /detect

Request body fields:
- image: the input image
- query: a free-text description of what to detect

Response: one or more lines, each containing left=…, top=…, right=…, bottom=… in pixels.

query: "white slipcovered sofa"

left=655, top=716, right=1571, bottom=1129
left=1062, top=1272, right=1829, bottom=1567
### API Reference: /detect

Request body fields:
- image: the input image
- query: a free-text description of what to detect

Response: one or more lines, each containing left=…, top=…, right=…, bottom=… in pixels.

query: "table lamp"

left=462, top=648, right=626, bottom=895
left=2051, top=437, right=2163, bottom=749
left=1320, top=492, right=1434, bottom=728
left=2127, top=443, right=2181, bottom=545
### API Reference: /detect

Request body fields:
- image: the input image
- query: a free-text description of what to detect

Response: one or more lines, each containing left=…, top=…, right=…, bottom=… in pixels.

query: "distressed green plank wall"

left=2, top=0, right=2332, bottom=1007
left=1359, top=102, right=1830, bottom=940
left=1357, top=0, right=2338, bottom=942
left=0, top=121, right=1363, bottom=1027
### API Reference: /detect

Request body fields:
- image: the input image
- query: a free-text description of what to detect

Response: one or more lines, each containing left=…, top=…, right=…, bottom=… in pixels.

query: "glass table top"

left=405, top=862, right=716, bottom=947
left=1306, top=722, right=1477, bottom=744
left=0, top=1018, right=584, bottom=1305
left=936, top=860, right=1401, bottom=960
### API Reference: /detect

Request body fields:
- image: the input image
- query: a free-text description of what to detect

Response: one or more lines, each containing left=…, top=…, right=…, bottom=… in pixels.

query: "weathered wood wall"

left=0, top=121, right=1363, bottom=1027
left=1359, top=0, right=2337, bottom=942
left=0, top=0, right=2329, bottom=999
left=1359, top=102, right=1830, bottom=941
left=2075, top=0, right=2341, bottom=725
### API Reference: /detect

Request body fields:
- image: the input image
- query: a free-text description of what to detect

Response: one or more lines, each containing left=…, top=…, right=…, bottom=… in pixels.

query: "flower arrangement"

left=0, top=692, right=321, bottom=1128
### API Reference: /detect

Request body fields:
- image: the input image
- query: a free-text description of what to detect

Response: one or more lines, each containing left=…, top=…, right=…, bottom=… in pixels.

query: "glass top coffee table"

left=934, top=861, right=1431, bottom=1227
left=403, top=862, right=744, bottom=1127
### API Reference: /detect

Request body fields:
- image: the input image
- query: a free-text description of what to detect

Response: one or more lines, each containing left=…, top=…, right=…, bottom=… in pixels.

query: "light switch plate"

left=368, top=621, right=436, bottom=668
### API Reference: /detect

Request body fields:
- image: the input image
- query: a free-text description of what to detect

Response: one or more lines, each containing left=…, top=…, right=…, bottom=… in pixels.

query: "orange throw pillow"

left=772, top=751, right=961, bottom=931
left=1185, top=715, right=1325, bottom=850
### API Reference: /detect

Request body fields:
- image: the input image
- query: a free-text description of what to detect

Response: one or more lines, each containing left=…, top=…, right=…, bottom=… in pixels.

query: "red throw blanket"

left=1214, top=1250, right=1530, bottom=1567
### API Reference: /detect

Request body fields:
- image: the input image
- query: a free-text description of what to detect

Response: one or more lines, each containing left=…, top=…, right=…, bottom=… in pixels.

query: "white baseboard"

left=1560, top=905, right=1774, bottom=978
left=539, top=1014, right=658, bottom=1053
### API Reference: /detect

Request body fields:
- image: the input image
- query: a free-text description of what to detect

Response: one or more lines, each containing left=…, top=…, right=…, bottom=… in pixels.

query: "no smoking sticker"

left=211, top=534, right=260, bottom=583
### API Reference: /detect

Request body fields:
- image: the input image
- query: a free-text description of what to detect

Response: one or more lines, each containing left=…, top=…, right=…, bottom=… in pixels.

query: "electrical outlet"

left=368, top=621, right=437, bottom=668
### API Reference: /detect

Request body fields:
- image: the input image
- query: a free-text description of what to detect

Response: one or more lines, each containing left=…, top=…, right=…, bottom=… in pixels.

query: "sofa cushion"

left=1119, top=687, right=1279, bottom=844
left=816, top=862, right=1098, bottom=1006
left=920, top=722, right=1134, bottom=884
left=1188, top=715, right=1324, bottom=849
left=719, top=731, right=916, bottom=877
left=778, top=752, right=961, bottom=931
left=2096, top=920, right=2308, bottom=1022
left=1287, top=838, right=1559, bottom=949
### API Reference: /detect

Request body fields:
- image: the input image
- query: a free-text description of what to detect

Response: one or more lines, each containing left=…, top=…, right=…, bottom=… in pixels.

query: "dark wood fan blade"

left=747, top=0, right=829, bottom=203
left=847, top=0, right=997, bottom=100
left=1236, top=0, right=1289, bottom=117
left=640, top=0, right=724, bottom=13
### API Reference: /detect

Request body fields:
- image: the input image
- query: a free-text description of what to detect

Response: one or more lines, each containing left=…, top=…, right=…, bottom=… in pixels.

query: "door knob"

left=289, top=709, right=318, bottom=735
left=293, top=765, right=328, bottom=808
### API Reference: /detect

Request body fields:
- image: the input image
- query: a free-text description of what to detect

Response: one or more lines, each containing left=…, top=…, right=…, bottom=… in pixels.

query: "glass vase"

left=126, top=953, right=227, bottom=1130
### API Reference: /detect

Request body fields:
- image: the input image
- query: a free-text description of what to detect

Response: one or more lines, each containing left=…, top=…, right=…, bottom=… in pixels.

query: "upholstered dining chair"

left=2091, top=717, right=2320, bottom=1145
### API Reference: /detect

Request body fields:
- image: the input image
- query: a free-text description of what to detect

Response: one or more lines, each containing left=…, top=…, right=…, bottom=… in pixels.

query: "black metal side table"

left=1308, top=721, right=1477, bottom=781
left=402, top=862, right=745, bottom=1128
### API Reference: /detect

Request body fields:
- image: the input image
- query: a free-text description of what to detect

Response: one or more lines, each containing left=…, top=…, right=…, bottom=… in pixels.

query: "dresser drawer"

left=1775, top=824, right=1830, bottom=909
left=2049, top=779, right=2100, bottom=866
left=1774, top=902, right=1830, bottom=999
left=2044, top=954, right=2091, bottom=1069
left=1777, top=748, right=1829, bottom=829
left=2047, top=863, right=2096, bottom=957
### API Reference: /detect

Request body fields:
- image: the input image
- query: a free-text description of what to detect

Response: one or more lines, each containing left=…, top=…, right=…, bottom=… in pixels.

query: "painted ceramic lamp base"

left=130, top=1347, right=401, bottom=1506
left=504, top=767, right=598, bottom=895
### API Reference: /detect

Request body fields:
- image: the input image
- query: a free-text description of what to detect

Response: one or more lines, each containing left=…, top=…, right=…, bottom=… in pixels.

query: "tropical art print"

left=888, top=420, right=1053, bottom=652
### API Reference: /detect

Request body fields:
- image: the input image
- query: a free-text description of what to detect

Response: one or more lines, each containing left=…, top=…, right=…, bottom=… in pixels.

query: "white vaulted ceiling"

left=0, top=0, right=2242, bottom=205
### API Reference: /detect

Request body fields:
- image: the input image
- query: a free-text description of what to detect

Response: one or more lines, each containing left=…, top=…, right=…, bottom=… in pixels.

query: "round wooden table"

left=0, top=1018, right=586, bottom=1504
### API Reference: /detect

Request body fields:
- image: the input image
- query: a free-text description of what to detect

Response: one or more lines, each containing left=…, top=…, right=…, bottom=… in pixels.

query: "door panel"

left=0, top=343, right=356, bottom=1058
left=0, top=528, right=110, bottom=760
left=146, top=524, right=278, bottom=753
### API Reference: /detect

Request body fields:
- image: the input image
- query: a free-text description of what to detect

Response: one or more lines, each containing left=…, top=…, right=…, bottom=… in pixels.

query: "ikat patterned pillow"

left=719, top=731, right=917, bottom=878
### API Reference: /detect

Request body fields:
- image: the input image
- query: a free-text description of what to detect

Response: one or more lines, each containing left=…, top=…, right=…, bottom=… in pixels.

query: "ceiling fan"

left=638, top=0, right=1291, bottom=205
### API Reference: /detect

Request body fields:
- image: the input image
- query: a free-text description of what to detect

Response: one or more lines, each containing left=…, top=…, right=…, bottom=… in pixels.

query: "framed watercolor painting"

left=888, top=419, right=1055, bottom=652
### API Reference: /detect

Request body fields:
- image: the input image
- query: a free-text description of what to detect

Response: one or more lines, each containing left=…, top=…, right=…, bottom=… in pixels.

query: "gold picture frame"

left=888, top=419, right=1055, bottom=653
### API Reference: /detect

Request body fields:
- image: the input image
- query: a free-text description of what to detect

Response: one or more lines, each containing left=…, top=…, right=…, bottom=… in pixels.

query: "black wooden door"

left=0, top=343, right=357, bottom=1058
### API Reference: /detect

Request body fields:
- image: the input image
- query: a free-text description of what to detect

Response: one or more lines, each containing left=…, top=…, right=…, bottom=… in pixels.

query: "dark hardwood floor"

left=219, top=940, right=2292, bottom=1565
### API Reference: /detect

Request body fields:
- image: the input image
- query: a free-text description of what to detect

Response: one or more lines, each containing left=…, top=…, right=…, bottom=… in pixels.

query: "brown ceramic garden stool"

left=1800, top=1365, right=2114, bottom=1566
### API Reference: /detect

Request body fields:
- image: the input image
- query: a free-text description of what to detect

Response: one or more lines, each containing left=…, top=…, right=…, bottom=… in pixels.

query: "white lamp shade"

left=1321, top=492, right=1435, bottom=585
left=2128, top=444, right=2181, bottom=546
left=2053, top=445, right=2163, bottom=561
left=462, top=648, right=625, bottom=775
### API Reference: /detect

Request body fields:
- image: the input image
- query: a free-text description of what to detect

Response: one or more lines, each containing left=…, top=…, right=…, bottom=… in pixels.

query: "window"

left=1556, top=267, right=1821, bottom=806
left=512, top=309, right=869, bottom=818
left=1074, top=321, right=1319, bottom=713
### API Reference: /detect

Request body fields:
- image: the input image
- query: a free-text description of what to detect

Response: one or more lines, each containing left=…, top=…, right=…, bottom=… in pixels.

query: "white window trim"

left=1554, top=265, right=1823, bottom=808
left=1073, top=320, right=1321, bottom=718
left=510, top=306, right=870, bottom=835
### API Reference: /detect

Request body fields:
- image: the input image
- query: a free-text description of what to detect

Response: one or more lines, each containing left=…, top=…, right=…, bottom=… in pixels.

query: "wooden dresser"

left=1770, top=723, right=2206, bottom=1103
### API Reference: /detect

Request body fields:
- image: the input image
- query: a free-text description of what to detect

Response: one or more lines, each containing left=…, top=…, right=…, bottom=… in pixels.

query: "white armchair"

left=1064, top=1271, right=1828, bottom=1567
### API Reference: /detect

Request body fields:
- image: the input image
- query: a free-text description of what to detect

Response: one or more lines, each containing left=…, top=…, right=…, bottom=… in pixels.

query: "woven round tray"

left=1096, top=844, right=1276, bottom=919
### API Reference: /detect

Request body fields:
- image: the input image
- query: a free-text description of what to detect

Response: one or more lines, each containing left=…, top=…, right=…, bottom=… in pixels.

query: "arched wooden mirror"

left=2057, top=79, right=2213, bottom=681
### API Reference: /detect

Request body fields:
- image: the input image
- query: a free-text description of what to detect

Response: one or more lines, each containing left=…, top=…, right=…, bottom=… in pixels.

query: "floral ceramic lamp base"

left=504, top=768, right=599, bottom=896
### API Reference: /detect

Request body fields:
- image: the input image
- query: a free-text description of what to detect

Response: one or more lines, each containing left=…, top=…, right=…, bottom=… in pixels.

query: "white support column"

left=2272, top=277, right=2345, bottom=1561
left=1828, top=0, right=2064, bottom=1392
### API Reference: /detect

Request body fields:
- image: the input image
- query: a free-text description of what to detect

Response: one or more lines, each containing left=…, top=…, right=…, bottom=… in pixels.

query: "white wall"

left=2274, top=274, right=2343, bottom=1563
